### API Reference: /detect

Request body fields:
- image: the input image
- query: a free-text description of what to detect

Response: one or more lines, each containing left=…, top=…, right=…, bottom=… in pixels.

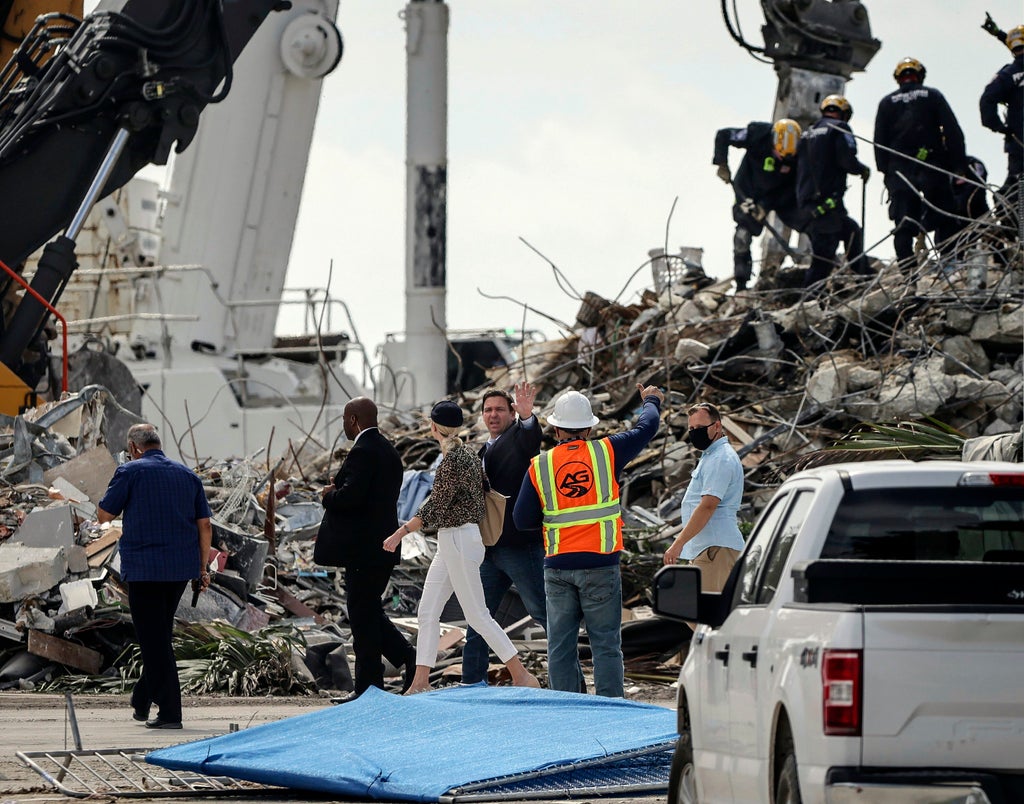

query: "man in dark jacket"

left=461, top=382, right=546, bottom=685
left=980, top=25, right=1023, bottom=231
left=874, top=57, right=967, bottom=266
left=797, top=95, right=873, bottom=287
left=713, top=119, right=804, bottom=291
left=314, top=396, right=414, bottom=699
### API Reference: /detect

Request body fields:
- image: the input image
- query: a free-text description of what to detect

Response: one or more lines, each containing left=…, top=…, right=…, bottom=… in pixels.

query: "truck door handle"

left=741, top=646, right=758, bottom=667
left=714, top=644, right=730, bottom=665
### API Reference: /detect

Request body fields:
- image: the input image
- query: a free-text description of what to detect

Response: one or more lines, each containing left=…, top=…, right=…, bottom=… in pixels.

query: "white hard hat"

left=547, top=391, right=599, bottom=429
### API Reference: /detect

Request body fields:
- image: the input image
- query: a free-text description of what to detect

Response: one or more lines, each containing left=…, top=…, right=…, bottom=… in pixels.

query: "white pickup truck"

left=652, top=460, right=1024, bottom=804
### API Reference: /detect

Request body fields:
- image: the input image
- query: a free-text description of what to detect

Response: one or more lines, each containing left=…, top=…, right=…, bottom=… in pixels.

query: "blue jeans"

left=461, top=542, right=547, bottom=684
left=544, top=565, right=623, bottom=697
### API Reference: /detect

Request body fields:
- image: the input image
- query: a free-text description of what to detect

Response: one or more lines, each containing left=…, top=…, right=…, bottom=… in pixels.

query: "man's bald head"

left=344, top=397, right=379, bottom=438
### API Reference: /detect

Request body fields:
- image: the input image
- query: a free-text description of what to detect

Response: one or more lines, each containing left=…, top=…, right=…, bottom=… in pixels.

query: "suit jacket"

left=313, top=428, right=404, bottom=568
left=480, top=418, right=543, bottom=549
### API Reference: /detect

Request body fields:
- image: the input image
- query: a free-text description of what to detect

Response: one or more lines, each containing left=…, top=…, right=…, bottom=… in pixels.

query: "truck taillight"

left=822, top=649, right=861, bottom=736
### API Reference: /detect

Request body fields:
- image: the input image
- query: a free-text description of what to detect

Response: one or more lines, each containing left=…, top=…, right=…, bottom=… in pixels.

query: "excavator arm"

left=0, top=0, right=283, bottom=404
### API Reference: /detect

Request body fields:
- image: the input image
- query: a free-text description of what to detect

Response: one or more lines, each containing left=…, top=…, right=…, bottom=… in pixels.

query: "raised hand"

left=513, top=381, right=537, bottom=419
left=637, top=382, right=665, bottom=404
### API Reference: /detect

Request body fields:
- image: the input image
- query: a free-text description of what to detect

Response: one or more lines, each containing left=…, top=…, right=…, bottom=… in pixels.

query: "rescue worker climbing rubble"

left=712, top=118, right=806, bottom=291
left=796, top=95, right=873, bottom=288
left=979, top=24, right=1023, bottom=234
left=874, top=57, right=968, bottom=268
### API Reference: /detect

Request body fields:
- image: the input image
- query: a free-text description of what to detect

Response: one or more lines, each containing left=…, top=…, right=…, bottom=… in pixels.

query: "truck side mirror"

left=653, top=565, right=731, bottom=628
left=652, top=565, right=701, bottom=622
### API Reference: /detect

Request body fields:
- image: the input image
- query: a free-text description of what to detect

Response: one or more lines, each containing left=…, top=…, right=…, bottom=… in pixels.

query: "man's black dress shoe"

left=145, top=717, right=183, bottom=729
left=330, top=692, right=361, bottom=705
left=132, top=711, right=148, bottom=722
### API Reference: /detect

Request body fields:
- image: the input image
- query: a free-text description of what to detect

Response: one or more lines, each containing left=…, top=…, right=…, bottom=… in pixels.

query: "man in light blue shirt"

left=663, top=402, right=744, bottom=598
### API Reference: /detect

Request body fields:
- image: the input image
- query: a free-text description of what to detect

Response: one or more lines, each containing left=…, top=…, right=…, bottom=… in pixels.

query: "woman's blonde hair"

left=433, top=421, right=463, bottom=454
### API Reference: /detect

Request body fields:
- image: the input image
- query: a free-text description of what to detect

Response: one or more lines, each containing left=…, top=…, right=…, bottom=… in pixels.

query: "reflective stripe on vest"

left=531, top=438, right=621, bottom=555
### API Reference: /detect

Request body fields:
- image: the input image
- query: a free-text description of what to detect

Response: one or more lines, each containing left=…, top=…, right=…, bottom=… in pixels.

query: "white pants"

left=415, top=523, right=517, bottom=667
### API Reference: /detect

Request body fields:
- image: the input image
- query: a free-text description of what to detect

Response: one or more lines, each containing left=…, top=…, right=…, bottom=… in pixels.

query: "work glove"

left=982, top=12, right=1004, bottom=40
left=811, top=197, right=838, bottom=219
left=739, top=197, right=766, bottom=221
left=715, top=164, right=732, bottom=184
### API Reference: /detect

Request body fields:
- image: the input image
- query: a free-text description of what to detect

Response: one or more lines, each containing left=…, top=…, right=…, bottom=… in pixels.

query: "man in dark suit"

left=314, top=397, right=414, bottom=700
left=461, top=382, right=547, bottom=685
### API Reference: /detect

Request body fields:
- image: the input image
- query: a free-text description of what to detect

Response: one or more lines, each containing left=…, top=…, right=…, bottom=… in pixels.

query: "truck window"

left=756, top=489, right=814, bottom=603
left=732, top=492, right=790, bottom=607
left=822, top=486, right=1024, bottom=562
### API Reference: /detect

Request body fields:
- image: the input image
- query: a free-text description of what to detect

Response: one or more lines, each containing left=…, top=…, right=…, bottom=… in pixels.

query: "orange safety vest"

left=527, top=437, right=622, bottom=557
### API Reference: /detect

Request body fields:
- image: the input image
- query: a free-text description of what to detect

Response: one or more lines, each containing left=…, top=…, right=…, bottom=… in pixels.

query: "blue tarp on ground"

left=147, top=686, right=678, bottom=802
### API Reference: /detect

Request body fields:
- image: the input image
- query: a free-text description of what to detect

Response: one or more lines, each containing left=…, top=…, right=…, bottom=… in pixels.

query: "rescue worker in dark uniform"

left=796, top=95, right=872, bottom=287
left=874, top=57, right=968, bottom=267
left=952, top=156, right=990, bottom=222
left=713, top=119, right=804, bottom=291
left=980, top=25, right=1023, bottom=232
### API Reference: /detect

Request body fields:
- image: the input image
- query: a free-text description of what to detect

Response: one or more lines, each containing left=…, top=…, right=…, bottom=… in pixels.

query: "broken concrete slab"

left=940, top=335, right=991, bottom=376
left=873, top=366, right=955, bottom=420
left=47, top=475, right=88, bottom=504
left=12, top=504, right=76, bottom=551
left=67, top=545, right=89, bottom=574
left=673, top=338, right=709, bottom=363
left=41, top=445, right=117, bottom=505
left=970, top=304, right=1024, bottom=345
left=0, top=544, right=68, bottom=602
left=807, top=362, right=848, bottom=405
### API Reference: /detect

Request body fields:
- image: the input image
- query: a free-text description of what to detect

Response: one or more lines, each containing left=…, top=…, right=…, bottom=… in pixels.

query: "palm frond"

left=41, top=620, right=315, bottom=697
left=827, top=418, right=965, bottom=455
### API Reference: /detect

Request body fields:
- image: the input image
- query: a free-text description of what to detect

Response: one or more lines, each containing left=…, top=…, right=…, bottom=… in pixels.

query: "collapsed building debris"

left=0, top=236, right=1020, bottom=696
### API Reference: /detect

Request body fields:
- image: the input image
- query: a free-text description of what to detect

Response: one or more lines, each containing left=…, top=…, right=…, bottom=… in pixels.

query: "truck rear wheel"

left=775, top=752, right=802, bottom=804
left=668, top=731, right=697, bottom=804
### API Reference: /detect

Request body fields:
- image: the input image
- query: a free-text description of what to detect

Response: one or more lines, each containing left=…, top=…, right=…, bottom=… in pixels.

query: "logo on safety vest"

left=556, top=462, right=593, bottom=498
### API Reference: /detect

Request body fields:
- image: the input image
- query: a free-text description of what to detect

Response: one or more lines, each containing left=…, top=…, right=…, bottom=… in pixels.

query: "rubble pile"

left=0, top=403, right=557, bottom=696
left=483, top=249, right=1023, bottom=516
left=0, top=241, right=1020, bottom=696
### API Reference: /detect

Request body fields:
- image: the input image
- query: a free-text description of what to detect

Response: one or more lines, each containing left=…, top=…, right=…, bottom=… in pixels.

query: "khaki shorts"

left=689, top=545, right=740, bottom=593
left=684, top=545, right=740, bottom=632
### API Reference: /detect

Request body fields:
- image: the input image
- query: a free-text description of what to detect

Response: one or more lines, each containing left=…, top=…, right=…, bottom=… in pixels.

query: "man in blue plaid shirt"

left=98, top=423, right=212, bottom=730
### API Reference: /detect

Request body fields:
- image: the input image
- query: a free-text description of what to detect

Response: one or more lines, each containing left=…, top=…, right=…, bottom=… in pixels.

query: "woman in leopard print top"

left=415, top=440, right=485, bottom=529
left=384, top=400, right=540, bottom=694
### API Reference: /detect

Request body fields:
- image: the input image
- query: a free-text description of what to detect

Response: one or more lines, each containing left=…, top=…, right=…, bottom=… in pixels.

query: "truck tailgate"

left=861, top=612, right=1024, bottom=769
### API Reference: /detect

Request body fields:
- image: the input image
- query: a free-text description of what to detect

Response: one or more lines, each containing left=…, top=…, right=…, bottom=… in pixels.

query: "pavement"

left=0, top=692, right=325, bottom=801
left=0, top=690, right=675, bottom=804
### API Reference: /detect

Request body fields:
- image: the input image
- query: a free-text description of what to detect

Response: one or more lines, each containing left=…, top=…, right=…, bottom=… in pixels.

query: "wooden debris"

left=27, top=629, right=104, bottom=674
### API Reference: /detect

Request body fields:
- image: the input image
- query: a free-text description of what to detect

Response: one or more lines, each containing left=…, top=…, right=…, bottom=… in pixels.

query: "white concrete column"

left=403, top=0, right=449, bottom=406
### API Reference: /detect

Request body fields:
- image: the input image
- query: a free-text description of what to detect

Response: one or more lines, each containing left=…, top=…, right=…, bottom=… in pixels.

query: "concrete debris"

left=0, top=544, right=68, bottom=603
left=0, top=244, right=1020, bottom=695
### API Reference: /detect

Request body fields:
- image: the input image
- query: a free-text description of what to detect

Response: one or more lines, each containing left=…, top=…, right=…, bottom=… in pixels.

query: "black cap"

left=430, top=400, right=464, bottom=427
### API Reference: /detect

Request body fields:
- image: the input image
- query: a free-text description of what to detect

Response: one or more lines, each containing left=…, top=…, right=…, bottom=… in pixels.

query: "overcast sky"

left=273, top=1, right=1020, bottom=380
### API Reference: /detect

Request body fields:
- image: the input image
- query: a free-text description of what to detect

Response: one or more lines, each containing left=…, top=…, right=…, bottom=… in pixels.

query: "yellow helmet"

left=1006, top=25, right=1024, bottom=52
left=820, top=94, right=852, bottom=120
left=893, top=56, right=925, bottom=81
left=772, top=118, right=802, bottom=158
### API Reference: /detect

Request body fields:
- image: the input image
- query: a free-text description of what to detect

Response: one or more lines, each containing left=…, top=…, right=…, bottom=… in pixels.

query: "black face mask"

left=688, top=424, right=714, bottom=451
